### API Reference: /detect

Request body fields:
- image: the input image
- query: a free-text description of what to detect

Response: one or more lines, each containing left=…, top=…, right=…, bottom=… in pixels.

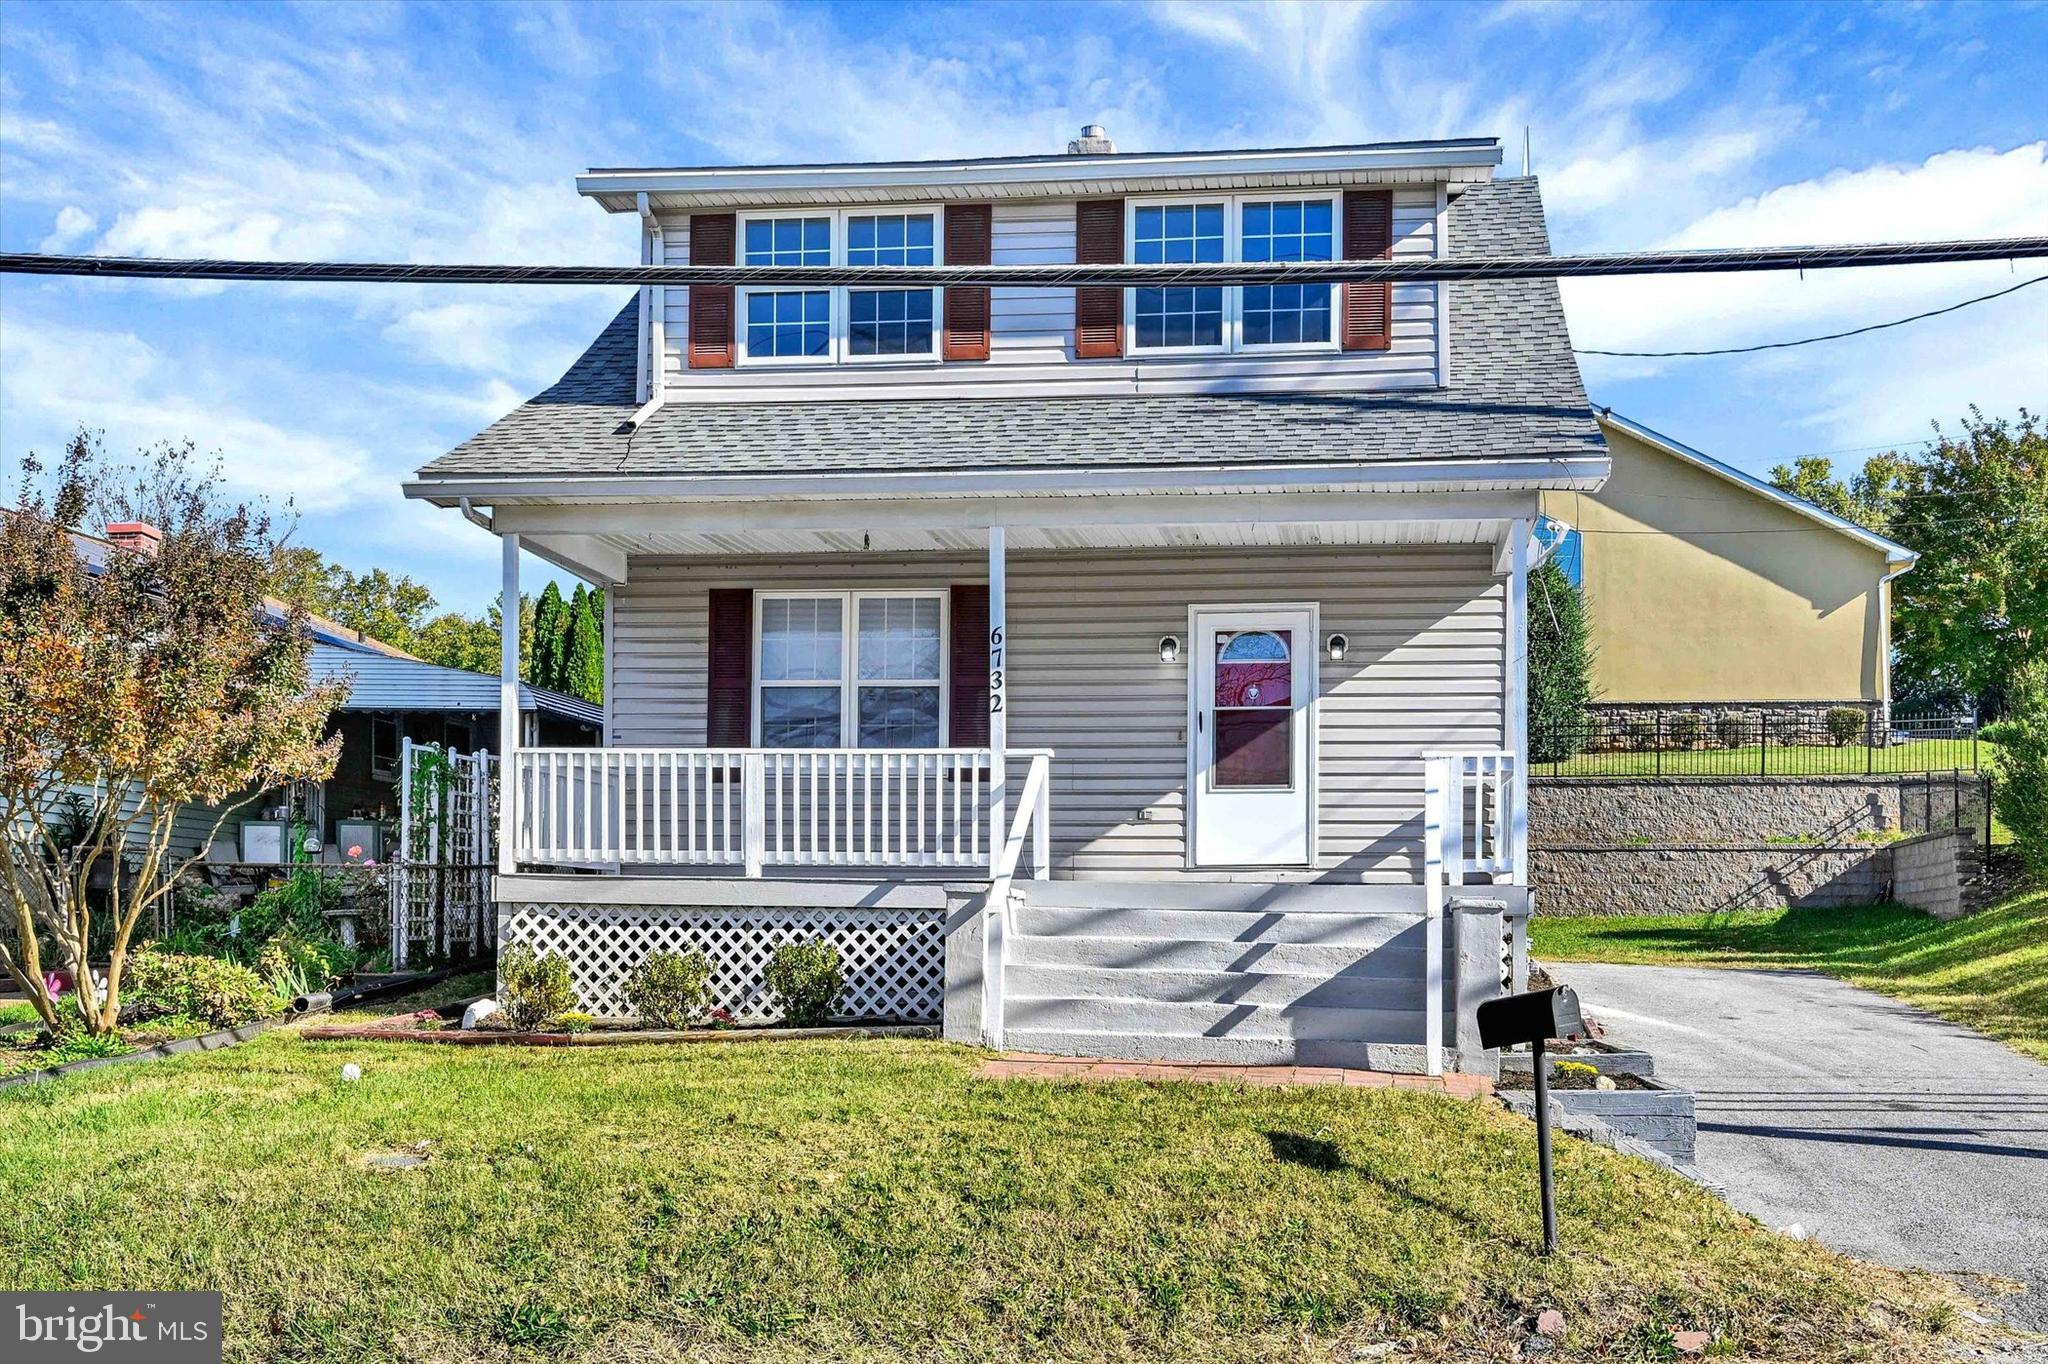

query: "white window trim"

left=1122, top=191, right=1342, bottom=359
left=752, top=589, right=951, bottom=748
left=734, top=205, right=947, bottom=369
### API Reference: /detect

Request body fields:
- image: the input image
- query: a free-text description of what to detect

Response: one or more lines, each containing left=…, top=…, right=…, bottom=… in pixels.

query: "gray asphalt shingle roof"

left=416, top=177, right=1598, bottom=482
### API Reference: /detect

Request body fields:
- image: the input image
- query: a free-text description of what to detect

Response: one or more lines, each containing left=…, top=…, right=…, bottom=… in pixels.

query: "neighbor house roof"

left=309, top=643, right=604, bottom=728
left=413, top=177, right=1602, bottom=489
left=1595, top=410, right=1919, bottom=569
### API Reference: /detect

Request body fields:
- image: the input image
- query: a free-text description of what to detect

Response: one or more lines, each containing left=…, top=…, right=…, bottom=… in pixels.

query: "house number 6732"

left=988, top=626, right=1005, bottom=713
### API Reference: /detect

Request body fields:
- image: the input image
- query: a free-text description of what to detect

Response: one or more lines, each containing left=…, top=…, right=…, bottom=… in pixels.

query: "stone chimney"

left=1067, top=124, right=1116, bottom=155
left=105, top=521, right=163, bottom=557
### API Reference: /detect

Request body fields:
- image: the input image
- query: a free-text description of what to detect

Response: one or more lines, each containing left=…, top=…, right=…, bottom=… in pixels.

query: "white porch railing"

left=512, top=747, right=1051, bottom=878
left=977, top=750, right=1053, bottom=1051
left=1421, top=750, right=1524, bottom=1076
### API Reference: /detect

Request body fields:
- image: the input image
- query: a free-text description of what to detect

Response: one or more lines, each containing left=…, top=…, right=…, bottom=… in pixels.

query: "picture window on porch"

left=370, top=714, right=400, bottom=780
left=755, top=592, right=946, bottom=749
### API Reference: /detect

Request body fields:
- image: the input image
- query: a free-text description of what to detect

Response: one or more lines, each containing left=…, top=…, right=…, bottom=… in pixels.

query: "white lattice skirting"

left=498, top=902, right=946, bottom=1023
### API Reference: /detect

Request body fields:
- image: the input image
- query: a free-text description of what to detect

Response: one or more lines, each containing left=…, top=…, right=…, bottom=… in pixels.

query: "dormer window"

left=1126, top=193, right=1339, bottom=355
left=734, top=208, right=941, bottom=366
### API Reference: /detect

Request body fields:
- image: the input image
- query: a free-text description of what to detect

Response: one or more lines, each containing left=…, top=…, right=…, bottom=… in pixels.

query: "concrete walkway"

left=1553, top=962, right=2048, bottom=1333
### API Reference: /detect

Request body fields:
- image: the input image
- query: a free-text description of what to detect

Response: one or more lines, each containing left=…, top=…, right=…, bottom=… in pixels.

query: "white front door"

left=1189, top=606, right=1317, bottom=867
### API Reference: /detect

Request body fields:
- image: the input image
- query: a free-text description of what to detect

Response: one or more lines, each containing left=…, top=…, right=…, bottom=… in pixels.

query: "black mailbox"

left=1477, top=986, right=1587, bottom=1051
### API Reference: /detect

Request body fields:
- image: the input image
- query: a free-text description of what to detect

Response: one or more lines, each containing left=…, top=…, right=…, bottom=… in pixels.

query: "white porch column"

left=987, top=525, right=1007, bottom=874
left=1503, top=518, right=1532, bottom=885
left=498, top=533, right=520, bottom=876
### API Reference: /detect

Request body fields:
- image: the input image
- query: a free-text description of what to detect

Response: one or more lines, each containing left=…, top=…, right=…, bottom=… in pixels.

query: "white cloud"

left=1563, top=142, right=2048, bottom=359
left=37, top=204, right=95, bottom=251
left=0, top=315, right=375, bottom=513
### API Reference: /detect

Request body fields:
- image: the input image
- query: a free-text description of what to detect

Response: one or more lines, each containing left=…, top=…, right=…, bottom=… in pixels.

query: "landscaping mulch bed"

left=301, top=1001, right=937, bottom=1047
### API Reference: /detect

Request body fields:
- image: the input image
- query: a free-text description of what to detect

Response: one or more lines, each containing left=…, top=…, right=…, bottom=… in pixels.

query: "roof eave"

left=577, top=142, right=1504, bottom=212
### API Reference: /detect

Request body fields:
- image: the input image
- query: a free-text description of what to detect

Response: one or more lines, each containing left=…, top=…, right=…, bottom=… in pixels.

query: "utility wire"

left=1575, top=272, right=2048, bottom=357
left=2, top=235, right=2046, bottom=287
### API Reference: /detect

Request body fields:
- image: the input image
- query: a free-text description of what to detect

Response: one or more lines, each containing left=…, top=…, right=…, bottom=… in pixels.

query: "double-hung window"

left=1126, top=194, right=1340, bottom=355
left=756, top=591, right=946, bottom=748
left=735, top=208, right=941, bottom=365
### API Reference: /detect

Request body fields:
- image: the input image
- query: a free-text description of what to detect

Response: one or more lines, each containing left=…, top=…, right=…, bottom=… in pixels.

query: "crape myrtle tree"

left=0, top=431, right=345, bottom=1035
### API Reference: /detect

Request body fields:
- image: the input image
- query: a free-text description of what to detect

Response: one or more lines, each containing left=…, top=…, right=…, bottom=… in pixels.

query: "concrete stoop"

left=998, top=881, right=1473, bottom=1075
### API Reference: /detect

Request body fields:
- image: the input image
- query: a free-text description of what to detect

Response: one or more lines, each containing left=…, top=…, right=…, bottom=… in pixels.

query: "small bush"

left=124, top=952, right=275, bottom=1028
left=624, top=949, right=712, bottom=1029
left=1770, top=715, right=1802, bottom=747
left=1623, top=718, right=1658, bottom=752
left=1826, top=707, right=1867, bottom=748
left=256, top=927, right=351, bottom=995
left=498, top=944, right=577, bottom=1031
left=1714, top=713, right=1754, bottom=749
left=1668, top=711, right=1707, bottom=749
left=1979, top=719, right=2021, bottom=746
left=1991, top=663, right=2048, bottom=882
left=553, top=1011, right=593, bottom=1035
left=764, top=938, right=842, bottom=1027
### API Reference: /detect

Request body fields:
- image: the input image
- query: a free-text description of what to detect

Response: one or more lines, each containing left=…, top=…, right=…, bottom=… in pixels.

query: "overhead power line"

left=1576, top=272, right=2048, bottom=357
left=2, top=235, right=2045, bottom=288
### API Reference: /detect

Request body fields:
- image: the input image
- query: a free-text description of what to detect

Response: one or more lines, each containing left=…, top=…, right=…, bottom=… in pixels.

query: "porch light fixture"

left=1158, top=635, right=1181, bottom=663
left=1326, top=633, right=1348, bottom=661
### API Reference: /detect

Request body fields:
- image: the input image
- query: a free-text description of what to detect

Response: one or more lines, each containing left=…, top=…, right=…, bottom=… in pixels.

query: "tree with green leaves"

left=1529, top=556, right=1595, bottom=763
left=563, top=590, right=604, bottom=704
left=530, top=581, right=567, bottom=691
left=1992, top=658, right=2048, bottom=883
left=1886, top=408, right=2045, bottom=715
left=1767, top=451, right=1914, bottom=536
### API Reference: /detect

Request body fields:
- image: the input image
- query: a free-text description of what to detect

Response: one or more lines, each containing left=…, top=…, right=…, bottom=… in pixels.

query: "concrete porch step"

left=1006, top=933, right=1428, bottom=976
left=1004, top=994, right=1425, bottom=1042
left=1007, top=963, right=1426, bottom=1011
left=1016, top=880, right=1426, bottom=914
left=1001, top=1027, right=1441, bottom=1072
left=1011, top=901, right=1420, bottom=946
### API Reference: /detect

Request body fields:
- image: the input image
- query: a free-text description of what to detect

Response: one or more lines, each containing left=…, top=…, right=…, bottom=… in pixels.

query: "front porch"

left=481, top=495, right=1546, bottom=1075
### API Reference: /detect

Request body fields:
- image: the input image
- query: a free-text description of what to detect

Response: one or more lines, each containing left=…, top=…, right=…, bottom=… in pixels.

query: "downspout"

left=635, top=192, right=666, bottom=427
left=458, top=497, right=493, bottom=533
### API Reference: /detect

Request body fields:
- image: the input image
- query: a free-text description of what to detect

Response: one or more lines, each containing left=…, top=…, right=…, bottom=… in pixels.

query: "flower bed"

left=300, top=999, right=936, bottom=1047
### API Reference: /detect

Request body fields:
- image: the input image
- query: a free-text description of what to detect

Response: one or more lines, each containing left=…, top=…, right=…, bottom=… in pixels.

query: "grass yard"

left=1540, top=737, right=1989, bottom=780
left=0, top=1022, right=1966, bottom=1364
left=1531, top=888, right=2048, bottom=1062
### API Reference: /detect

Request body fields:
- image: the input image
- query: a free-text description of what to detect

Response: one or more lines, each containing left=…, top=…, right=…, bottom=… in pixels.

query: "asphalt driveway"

left=1551, top=962, right=2048, bottom=1333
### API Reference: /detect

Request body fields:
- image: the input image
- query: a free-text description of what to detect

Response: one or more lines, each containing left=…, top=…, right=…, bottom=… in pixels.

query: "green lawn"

left=1531, top=888, right=2048, bottom=1062
left=1539, top=737, right=1989, bottom=779
left=0, top=1028, right=1964, bottom=1363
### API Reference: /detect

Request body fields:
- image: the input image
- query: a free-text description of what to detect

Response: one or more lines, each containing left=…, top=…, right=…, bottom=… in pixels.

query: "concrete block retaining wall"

left=1530, top=773, right=1988, bottom=846
left=1529, top=775, right=1987, bottom=918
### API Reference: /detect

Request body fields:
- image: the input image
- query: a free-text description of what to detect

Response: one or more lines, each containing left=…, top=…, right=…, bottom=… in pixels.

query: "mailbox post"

left=1477, top=984, right=1588, bottom=1255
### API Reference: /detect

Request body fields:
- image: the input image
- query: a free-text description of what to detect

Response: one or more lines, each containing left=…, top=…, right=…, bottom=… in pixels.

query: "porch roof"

left=409, top=179, right=1601, bottom=490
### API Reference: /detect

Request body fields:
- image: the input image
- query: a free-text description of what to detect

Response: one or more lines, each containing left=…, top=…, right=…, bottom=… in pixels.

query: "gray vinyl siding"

left=608, top=546, right=1503, bottom=884
left=650, top=187, right=1441, bottom=399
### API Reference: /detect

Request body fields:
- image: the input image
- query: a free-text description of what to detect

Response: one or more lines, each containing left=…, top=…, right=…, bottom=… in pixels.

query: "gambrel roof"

left=414, top=177, right=1599, bottom=487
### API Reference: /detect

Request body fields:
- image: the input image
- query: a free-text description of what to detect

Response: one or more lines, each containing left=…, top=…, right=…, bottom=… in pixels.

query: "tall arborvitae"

left=529, top=582, right=566, bottom=690
left=564, top=591, right=604, bottom=704
left=1529, top=557, right=1595, bottom=763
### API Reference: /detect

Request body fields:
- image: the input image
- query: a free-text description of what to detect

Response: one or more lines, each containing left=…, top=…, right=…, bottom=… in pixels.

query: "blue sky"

left=3, top=0, right=2043, bottom=613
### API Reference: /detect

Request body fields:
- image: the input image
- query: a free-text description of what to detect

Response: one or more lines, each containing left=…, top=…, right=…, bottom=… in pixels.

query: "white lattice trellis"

left=391, top=740, right=499, bottom=967
left=499, top=902, right=946, bottom=1023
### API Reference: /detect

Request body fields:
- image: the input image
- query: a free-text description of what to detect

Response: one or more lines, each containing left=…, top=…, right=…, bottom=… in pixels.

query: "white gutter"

left=406, top=455, right=1612, bottom=506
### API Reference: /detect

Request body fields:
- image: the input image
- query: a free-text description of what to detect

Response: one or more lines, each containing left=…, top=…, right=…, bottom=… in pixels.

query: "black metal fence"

left=1529, top=707, right=1988, bottom=778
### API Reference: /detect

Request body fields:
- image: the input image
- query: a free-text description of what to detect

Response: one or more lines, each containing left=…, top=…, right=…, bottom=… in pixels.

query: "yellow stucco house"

left=1539, top=411, right=1917, bottom=724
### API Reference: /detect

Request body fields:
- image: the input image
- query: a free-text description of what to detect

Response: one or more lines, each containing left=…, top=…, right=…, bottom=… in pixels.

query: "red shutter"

left=948, top=584, right=990, bottom=747
left=943, top=204, right=992, bottom=361
left=706, top=587, right=752, bottom=745
left=1341, top=190, right=1394, bottom=352
left=1073, top=199, right=1123, bottom=359
left=688, top=213, right=736, bottom=369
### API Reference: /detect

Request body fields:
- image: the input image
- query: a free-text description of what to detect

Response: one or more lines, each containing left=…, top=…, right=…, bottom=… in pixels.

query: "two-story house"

left=403, top=130, right=1608, bottom=1076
